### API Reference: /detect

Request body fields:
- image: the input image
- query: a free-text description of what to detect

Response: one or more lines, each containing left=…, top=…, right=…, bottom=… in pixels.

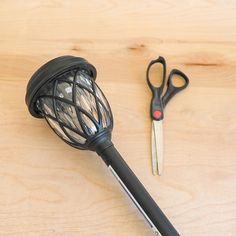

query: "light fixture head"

left=25, top=56, right=113, bottom=150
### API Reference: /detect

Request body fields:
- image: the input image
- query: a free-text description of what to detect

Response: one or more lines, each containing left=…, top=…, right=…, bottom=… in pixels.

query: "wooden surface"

left=0, top=1, right=236, bottom=235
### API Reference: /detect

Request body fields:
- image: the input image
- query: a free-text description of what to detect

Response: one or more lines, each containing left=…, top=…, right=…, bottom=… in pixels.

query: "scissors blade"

left=152, top=120, right=164, bottom=176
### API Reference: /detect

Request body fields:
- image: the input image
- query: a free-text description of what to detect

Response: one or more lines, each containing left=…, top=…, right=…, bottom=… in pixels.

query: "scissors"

left=146, top=56, right=189, bottom=176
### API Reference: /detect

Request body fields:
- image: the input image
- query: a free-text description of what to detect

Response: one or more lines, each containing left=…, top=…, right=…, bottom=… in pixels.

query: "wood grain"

left=0, top=0, right=236, bottom=235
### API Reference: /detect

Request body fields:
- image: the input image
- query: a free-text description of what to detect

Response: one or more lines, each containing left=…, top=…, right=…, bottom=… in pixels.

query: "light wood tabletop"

left=0, top=1, right=236, bottom=235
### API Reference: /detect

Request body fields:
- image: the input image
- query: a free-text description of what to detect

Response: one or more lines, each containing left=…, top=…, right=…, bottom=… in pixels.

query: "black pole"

left=96, top=142, right=180, bottom=236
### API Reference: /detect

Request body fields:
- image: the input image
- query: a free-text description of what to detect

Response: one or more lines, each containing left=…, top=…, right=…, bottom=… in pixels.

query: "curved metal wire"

left=37, top=67, right=113, bottom=149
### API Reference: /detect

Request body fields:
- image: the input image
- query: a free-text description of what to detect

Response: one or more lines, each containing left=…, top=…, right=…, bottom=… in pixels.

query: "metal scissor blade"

left=152, top=120, right=164, bottom=176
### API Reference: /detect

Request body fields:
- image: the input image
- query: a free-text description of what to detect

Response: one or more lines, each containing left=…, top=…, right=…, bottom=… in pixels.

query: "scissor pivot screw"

left=153, top=110, right=162, bottom=119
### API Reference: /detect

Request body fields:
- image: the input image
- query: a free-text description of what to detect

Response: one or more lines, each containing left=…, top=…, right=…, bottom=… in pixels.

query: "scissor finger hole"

left=148, top=63, right=164, bottom=88
left=171, top=75, right=187, bottom=88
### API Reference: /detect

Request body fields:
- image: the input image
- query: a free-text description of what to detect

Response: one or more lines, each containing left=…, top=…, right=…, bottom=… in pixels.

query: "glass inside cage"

left=36, top=69, right=112, bottom=147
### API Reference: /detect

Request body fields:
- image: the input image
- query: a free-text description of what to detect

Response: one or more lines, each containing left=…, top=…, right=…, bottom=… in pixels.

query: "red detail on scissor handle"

left=153, top=110, right=162, bottom=119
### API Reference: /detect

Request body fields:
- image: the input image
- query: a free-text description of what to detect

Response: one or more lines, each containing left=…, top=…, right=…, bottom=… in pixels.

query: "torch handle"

left=98, top=144, right=179, bottom=236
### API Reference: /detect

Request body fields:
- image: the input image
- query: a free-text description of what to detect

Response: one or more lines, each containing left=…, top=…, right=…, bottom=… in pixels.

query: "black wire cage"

left=26, top=56, right=113, bottom=150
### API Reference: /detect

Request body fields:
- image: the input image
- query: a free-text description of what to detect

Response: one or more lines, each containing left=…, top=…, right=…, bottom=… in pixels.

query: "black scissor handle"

left=146, top=56, right=167, bottom=121
left=146, top=56, right=166, bottom=93
left=162, top=69, right=189, bottom=108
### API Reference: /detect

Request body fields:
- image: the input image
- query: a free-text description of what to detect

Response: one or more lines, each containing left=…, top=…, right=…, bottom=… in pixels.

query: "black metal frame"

left=25, top=56, right=113, bottom=150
